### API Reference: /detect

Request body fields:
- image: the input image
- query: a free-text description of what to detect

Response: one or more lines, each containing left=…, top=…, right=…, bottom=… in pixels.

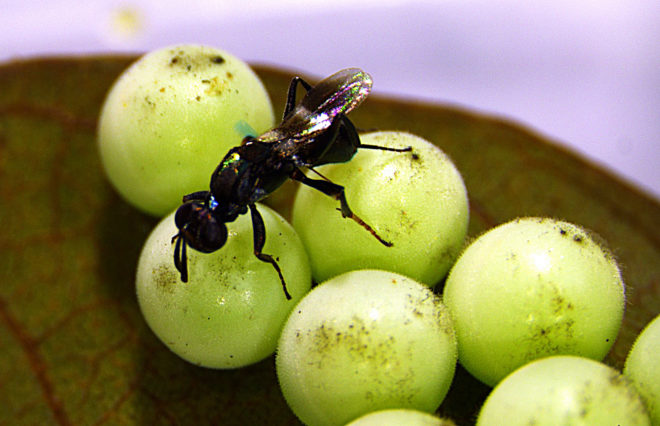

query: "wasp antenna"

left=173, top=234, right=189, bottom=283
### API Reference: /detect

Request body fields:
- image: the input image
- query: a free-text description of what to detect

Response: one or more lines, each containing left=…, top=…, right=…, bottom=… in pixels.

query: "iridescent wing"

left=274, top=68, right=372, bottom=140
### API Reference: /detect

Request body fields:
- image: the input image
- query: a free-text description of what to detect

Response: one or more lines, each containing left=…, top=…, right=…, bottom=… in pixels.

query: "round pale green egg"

left=292, top=131, right=468, bottom=286
left=136, top=203, right=310, bottom=368
left=477, top=356, right=650, bottom=425
left=443, top=217, right=625, bottom=387
left=346, top=409, right=454, bottom=426
left=276, top=269, right=457, bottom=426
left=625, top=313, right=660, bottom=424
left=98, top=44, right=274, bottom=216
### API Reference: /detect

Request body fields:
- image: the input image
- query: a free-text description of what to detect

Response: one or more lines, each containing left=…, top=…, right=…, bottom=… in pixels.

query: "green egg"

left=478, top=356, right=650, bottom=425
left=98, top=44, right=274, bottom=216
left=136, top=203, right=311, bottom=368
left=347, top=409, right=453, bottom=426
left=444, top=217, right=625, bottom=387
left=292, top=131, right=468, bottom=286
left=276, top=270, right=457, bottom=426
left=625, top=314, right=660, bottom=424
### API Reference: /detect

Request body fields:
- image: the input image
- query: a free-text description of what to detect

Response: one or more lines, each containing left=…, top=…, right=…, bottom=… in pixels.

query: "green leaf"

left=1, top=57, right=658, bottom=425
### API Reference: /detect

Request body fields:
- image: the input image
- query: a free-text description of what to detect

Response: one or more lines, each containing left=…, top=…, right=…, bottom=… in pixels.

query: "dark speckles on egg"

left=144, top=96, right=156, bottom=109
left=202, top=76, right=226, bottom=96
left=555, top=222, right=586, bottom=245
left=153, top=264, right=178, bottom=294
left=523, top=285, right=578, bottom=358
left=210, top=55, right=225, bottom=64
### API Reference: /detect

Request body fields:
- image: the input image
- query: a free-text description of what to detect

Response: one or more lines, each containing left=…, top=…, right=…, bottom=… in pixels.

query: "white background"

left=2, top=0, right=658, bottom=201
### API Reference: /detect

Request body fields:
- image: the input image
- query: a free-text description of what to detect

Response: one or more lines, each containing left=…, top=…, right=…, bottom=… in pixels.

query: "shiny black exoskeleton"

left=172, top=68, right=411, bottom=299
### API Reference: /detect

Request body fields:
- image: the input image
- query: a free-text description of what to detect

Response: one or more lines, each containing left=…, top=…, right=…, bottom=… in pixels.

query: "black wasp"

left=172, top=68, right=411, bottom=299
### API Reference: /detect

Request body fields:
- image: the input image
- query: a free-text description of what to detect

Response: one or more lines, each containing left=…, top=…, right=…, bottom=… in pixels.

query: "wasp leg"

left=359, top=144, right=412, bottom=153
left=249, top=204, right=291, bottom=300
left=283, top=76, right=313, bottom=119
left=172, top=234, right=189, bottom=283
left=289, top=168, right=393, bottom=247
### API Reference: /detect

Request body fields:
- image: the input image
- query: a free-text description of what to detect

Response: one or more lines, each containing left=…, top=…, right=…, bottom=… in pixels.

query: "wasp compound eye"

left=199, top=220, right=228, bottom=253
left=174, top=202, right=196, bottom=229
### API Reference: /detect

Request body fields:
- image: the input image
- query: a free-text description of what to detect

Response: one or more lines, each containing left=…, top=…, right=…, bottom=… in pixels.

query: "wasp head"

left=172, top=201, right=228, bottom=282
